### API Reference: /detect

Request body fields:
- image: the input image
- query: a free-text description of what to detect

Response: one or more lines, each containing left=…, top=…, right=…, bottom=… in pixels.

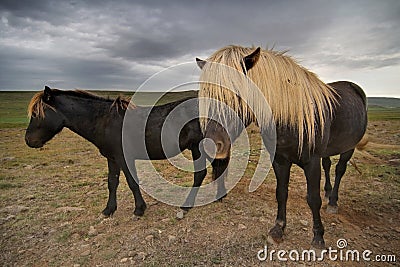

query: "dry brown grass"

left=0, top=120, right=399, bottom=266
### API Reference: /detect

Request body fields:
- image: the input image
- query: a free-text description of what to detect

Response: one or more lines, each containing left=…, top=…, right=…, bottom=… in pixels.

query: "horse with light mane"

left=196, top=45, right=367, bottom=248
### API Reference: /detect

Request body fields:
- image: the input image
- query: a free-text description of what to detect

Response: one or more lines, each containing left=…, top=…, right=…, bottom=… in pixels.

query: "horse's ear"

left=196, top=58, right=206, bottom=69
left=243, top=47, right=261, bottom=71
left=43, top=86, right=52, bottom=102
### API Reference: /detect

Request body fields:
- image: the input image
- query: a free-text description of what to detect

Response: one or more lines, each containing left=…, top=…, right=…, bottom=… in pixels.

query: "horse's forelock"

left=27, top=91, right=49, bottom=118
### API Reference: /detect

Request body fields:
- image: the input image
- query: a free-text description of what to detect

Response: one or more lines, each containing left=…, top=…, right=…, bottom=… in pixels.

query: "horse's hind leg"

left=102, top=159, right=120, bottom=217
left=268, top=154, right=292, bottom=244
left=327, top=149, right=354, bottom=214
left=121, top=161, right=147, bottom=217
left=180, top=145, right=207, bottom=212
left=322, top=157, right=332, bottom=200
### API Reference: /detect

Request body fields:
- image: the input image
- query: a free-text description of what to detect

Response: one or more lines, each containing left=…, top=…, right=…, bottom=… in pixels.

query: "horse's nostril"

left=202, top=138, right=217, bottom=158
left=24, top=135, right=43, bottom=148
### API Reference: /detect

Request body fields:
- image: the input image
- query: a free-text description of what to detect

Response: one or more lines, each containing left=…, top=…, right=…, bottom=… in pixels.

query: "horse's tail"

left=356, top=134, right=369, bottom=151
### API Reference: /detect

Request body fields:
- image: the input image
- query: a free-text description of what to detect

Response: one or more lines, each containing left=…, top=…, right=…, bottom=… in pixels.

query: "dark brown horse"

left=25, top=87, right=227, bottom=218
left=196, top=45, right=368, bottom=248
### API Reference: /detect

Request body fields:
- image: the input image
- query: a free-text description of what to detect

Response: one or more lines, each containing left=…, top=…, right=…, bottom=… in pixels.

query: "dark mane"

left=110, top=95, right=136, bottom=113
left=63, top=90, right=113, bottom=102
left=28, top=89, right=134, bottom=118
left=66, top=90, right=135, bottom=112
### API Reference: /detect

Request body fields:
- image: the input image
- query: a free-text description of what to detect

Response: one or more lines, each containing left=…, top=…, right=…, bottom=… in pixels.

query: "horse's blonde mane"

left=199, top=45, right=338, bottom=153
left=27, top=91, right=54, bottom=118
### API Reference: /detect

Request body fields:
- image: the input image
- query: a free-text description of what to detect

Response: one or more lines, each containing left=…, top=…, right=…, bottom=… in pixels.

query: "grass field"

left=0, top=90, right=198, bottom=128
left=0, top=90, right=399, bottom=266
left=368, top=106, right=400, bottom=121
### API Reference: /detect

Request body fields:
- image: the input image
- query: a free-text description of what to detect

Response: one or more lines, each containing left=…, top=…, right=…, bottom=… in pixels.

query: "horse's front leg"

left=181, top=144, right=207, bottom=212
left=121, top=160, right=147, bottom=217
left=212, top=158, right=229, bottom=201
left=304, top=156, right=325, bottom=248
left=102, top=159, right=120, bottom=217
left=268, top=154, right=292, bottom=243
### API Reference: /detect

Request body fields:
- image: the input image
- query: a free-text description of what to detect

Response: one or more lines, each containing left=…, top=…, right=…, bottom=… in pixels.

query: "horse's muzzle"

left=25, top=136, right=44, bottom=148
left=202, top=138, right=228, bottom=159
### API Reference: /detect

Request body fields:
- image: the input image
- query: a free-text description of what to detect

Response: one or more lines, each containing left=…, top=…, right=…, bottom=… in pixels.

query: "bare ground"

left=0, top=121, right=399, bottom=266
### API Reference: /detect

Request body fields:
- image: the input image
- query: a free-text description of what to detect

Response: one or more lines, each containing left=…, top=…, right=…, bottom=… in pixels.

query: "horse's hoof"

left=180, top=206, right=191, bottom=212
left=324, top=191, right=331, bottom=199
left=326, top=204, right=338, bottom=214
left=134, top=208, right=145, bottom=216
left=268, top=225, right=284, bottom=243
left=216, top=193, right=227, bottom=202
left=102, top=207, right=116, bottom=217
left=176, top=209, right=188, bottom=220
left=102, top=213, right=111, bottom=218
left=133, top=204, right=146, bottom=217
left=133, top=209, right=144, bottom=216
left=311, top=238, right=326, bottom=249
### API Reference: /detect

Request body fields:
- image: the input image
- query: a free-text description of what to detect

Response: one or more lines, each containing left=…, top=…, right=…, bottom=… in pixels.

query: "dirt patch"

left=0, top=121, right=399, bottom=266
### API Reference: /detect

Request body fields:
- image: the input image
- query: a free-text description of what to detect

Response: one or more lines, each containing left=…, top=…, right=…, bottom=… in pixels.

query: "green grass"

left=0, top=91, right=35, bottom=128
left=368, top=106, right=400, bottom=121
left=0, top=182, right=22, bottom=189
left=0, top=91, right=398, bottom=128
left=0, top=90, right=198, bottom=128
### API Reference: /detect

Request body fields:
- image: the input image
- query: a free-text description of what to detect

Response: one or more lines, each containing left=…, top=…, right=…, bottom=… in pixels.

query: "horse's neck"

left=60, top=97, right=112, bottom=146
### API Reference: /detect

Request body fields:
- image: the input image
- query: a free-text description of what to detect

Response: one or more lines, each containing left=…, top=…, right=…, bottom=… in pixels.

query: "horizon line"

left=0, top=89, right=399, bottom=99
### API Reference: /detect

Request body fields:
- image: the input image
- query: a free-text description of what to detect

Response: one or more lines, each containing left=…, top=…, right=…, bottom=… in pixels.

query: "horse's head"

left=25, top=86, right=64, bottom=148
left=196, top=46, right=260, bottom=74
left=196, top=47, right=261, bottom=159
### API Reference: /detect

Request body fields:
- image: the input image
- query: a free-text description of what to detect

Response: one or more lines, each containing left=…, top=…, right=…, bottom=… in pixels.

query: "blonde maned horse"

left=196, top=45, right=367, bottom=248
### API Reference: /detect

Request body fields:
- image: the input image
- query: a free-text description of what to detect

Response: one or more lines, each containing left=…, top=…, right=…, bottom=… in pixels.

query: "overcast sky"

left=1, top=0, right=399, bottom=97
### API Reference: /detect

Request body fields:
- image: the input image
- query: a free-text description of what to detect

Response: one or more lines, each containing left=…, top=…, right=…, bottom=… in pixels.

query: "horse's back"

left=324, top=81, right=368, bottom=156
left=124, top=97, right=202, bottom=160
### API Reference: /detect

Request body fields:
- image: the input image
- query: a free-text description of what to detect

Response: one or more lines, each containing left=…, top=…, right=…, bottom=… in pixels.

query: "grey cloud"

left=0, top=45, right=143, bottom=90
left=0, top=0, right=399, bottom=92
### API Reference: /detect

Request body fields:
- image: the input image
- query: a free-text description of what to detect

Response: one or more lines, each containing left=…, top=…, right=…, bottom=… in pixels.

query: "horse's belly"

left=323, top=116, right=367, bottom=157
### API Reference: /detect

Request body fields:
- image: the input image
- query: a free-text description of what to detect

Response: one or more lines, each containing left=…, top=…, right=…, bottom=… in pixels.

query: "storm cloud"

left=1, top=0, right=399, bottom=96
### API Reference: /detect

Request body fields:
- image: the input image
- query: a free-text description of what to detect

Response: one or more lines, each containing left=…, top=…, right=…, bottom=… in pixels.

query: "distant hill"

left=368, top=97, right=400, bottom=108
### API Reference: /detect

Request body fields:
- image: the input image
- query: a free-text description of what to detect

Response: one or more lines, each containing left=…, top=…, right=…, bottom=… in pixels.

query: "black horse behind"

left=25, top=87, right=227, bottom=218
